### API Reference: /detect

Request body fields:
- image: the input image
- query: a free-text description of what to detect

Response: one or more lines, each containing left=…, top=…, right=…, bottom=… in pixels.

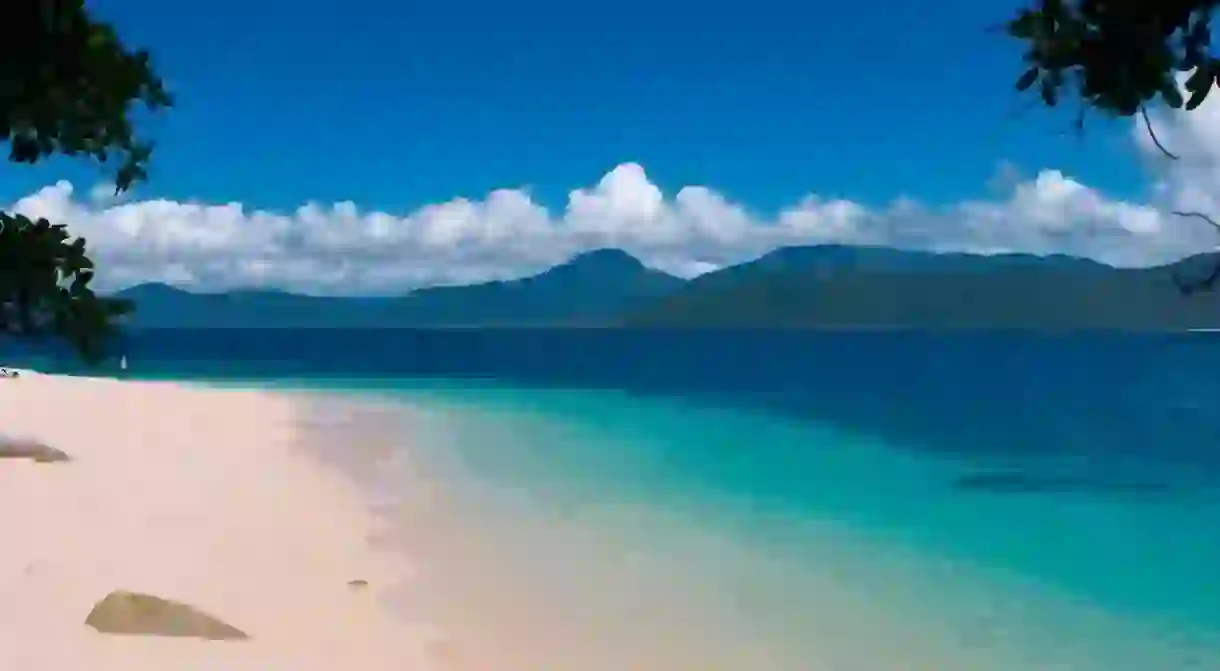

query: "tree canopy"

left=1008, top=0, right=1220, bottom=122
left=0, top=0, right=170, bottom=362
left=1005, top=0, right=1220, bottom=291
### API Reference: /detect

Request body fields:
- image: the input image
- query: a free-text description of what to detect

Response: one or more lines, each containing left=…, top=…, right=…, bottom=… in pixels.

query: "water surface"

left=6, top=330, right=1219, bottom=669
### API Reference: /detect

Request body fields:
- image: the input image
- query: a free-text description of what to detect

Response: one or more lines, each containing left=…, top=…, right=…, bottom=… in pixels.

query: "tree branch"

left=1171, top=210, right=1220, bottom=230
left=1170, top=211, right=1220, bottom=294
left=1143, top=106, right=1180, bottom=160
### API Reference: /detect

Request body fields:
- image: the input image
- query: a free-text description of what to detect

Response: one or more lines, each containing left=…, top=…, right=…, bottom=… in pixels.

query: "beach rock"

left=347, top=579, right=369, bottom=589
left=0, top=437, right=70, bottom=463
left=84, top=590, right=250, bottom=640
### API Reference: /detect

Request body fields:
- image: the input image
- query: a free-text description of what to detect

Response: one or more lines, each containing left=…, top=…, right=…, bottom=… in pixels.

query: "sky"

left=3, top=0, right=1220, bottom=294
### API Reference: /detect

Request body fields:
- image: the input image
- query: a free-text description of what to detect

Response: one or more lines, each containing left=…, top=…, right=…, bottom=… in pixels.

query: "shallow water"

left=300, top=385, right=1220, bottom=670
left=6, top=330, right=1220, bottom=669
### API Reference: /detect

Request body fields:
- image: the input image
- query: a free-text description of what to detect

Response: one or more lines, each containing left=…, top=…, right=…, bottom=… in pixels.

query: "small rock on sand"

left=347, top=579, right=369, bottom=589
left=84, top=590, right=250, bottom=641
left=0, top=437, right=69, bottom=463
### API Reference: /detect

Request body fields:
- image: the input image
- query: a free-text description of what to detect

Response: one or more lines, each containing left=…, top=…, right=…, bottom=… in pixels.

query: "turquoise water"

left=7, top=330, right=1220, bottom=668
left=192, top=377, right=1220, bottom=669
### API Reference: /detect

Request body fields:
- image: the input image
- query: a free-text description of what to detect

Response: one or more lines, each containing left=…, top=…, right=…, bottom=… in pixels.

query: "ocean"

left=7, top=329, right=1220, bottom=669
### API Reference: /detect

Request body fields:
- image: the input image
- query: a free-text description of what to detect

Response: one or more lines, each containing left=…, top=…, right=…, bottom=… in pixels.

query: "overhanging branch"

left=1170, top=211, right=1220, bottom=294
left=1143, top=106, right=1180, bottom=160
left=1140, top=109, right=1220, bottom=294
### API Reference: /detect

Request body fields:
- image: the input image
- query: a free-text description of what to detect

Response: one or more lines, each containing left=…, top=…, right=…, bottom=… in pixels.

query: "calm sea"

left=7, top=329, right=1220, bottom=669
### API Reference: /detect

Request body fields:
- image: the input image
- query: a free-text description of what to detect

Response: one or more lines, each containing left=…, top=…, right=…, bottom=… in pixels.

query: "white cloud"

left=13, top=101, right=1220, bottom=295
left=1130, top=71, right=1220, bottom=251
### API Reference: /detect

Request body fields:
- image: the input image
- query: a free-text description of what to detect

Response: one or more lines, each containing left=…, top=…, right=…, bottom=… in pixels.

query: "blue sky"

left=3, top=0, right=1146, bottom=210
left=2, top=0, right=1216, bottom=294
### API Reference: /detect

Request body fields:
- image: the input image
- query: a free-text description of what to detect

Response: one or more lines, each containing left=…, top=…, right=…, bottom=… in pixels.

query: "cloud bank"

left=10, top=102, right=1220, bottom=295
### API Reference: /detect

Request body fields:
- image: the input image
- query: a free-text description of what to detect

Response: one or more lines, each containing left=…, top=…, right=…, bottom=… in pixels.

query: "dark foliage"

left=0, top=0, right=170, bottom=361
left=1005, top=1, right=1220, bottom=292
left=0, top=213, right=132, bottom=362
left=1, top=0, right=172, bottom=189
left=1007, top=0, right=1219, bottom=124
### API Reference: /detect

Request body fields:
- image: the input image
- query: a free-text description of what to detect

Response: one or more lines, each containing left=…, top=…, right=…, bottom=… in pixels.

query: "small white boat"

left=119, top=356, right=128, bottom=372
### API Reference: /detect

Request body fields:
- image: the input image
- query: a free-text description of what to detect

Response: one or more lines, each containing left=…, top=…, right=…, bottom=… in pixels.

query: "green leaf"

left=1007, top=12, right=1039, bottom=39
left=1040, top=79, right=1058, bottom=107
left=1161, top=80, right=1184, bottom=108
left=1187, top=80, right=1212, bottom=110
left=1016, top=68, right=1039, bottom=91
left=1186, top=66, right=1210, bottom=93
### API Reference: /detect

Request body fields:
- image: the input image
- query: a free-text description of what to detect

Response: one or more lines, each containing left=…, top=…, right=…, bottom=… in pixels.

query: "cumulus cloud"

left=12, top=105, right=1220, bottom=294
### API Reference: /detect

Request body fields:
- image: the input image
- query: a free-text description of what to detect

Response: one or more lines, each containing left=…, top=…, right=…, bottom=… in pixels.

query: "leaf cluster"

left=0, top=1, right=170, bottom=362
left=0, top=0, right=172, bottom=192
left=1009, top=0, right=1220, bottom=118
left=0, top=213, right=131, bottom=362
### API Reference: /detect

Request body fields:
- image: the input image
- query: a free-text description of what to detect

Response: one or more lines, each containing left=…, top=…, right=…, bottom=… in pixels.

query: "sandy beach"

left=5, top=370, right=1213, bottom=671
left=0, top=372, right=438, bottom=670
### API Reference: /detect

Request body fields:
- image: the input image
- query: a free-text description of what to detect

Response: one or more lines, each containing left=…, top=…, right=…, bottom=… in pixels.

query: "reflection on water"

left=952, top=470, right=1179, bottom=498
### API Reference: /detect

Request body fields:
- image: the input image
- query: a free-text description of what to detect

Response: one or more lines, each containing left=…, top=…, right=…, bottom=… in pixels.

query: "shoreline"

left=4, top=370, right=1218, bottom=670
left=0, top=373, right=440, bottom=670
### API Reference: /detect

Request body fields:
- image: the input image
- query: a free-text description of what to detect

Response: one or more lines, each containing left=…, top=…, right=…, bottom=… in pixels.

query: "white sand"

left=0, top=373, right=441, bottom=670
left=7, top=373, right=1211, bottom=671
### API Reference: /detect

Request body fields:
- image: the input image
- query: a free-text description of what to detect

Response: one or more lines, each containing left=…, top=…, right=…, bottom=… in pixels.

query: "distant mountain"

left=687, top=244, right=1099, bottom=282
left=114, top=283, right=403, bottom=328
left=396, top=248, right=684, bottom=326
left=622, top=246, right=1220, bottom=329
left=114, top=248, right=684, bottom=328
left=113, top=245, right=1220, bottom=330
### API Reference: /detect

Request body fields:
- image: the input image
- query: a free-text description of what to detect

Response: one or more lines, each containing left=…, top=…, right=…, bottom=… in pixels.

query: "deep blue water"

left=6, top=329, right=1220, bottom=669
left=17, top=328, right=1220, bottom=474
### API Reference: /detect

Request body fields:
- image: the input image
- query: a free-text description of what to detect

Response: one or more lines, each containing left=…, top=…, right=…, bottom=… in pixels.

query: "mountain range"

left=111, top=245, right=1220, bottom=329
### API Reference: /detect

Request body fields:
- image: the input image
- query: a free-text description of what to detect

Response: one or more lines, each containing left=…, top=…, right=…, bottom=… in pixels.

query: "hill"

left=621, top=246, right=1220, bottom=329
left=115, top=248, right=684, bottom=328
left=112, top=245, right=1220, bottom=330
left=396, top=248, right=683, bottom=326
